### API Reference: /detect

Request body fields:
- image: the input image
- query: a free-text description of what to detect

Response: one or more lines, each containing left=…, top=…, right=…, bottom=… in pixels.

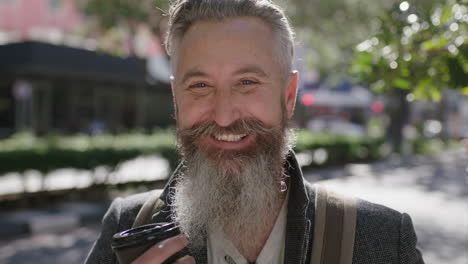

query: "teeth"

left=214, top=133, right=247, bottom=142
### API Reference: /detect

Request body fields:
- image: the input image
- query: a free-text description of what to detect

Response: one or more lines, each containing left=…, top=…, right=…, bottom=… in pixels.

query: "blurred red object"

left=302, top=93, right=315, bottom=106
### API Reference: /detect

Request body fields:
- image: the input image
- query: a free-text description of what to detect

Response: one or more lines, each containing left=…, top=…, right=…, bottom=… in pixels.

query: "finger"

left=173, top=255, right=196, bottom=264
left=132, top=235, right=189, bottom=264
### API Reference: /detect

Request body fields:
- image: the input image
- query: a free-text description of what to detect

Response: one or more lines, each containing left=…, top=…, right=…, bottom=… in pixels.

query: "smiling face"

left=170, top=16, right=298, bottom=248
left=172, top=17, right=298, bottom=155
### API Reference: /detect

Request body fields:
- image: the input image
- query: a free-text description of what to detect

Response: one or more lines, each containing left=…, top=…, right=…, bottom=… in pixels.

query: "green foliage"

left=81, top=0, right=395, bottom=79
left=409, top=138, right=460, bottom=154
left=350, top=0, right=468, bottom=100
left=81, top=0, right=170, bottom=56
left=84, top=0, right=169, bottom=30
left=84, top=0, right=145, bottom=28
left=294, top=131, right=385, bottom=168
left=0, top=131, right=178, bottom=174
left=279, top=0, right=396, bottom=80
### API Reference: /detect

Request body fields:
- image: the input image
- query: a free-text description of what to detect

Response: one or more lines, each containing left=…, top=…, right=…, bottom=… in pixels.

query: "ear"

left=170, top=78, right=177, bottom=108
left=285, top=71, right=299, bottom=119
left=170, top=77, right=178, bottom=120
left=170, top=76, right=176, bottom=96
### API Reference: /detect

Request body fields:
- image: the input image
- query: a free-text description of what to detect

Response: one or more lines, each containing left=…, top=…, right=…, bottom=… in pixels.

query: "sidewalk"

left=0, top=201, right=109, bottom=239
left=0, top=155, right=170, bottom=197
left=304, top=148, right=468, bottom=264
left=0, top=149, right=466, bottom=264
left=0, top=222, right=101, bottom=264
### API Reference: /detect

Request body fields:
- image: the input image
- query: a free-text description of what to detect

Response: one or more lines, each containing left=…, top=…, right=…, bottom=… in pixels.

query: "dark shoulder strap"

left=311, top=185, right=357, bottom=264
left=132, top=189, right=165, bottom=228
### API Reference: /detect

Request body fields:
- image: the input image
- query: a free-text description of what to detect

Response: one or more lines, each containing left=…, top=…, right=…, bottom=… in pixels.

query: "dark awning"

left=0, top=41, right=149, bottom=84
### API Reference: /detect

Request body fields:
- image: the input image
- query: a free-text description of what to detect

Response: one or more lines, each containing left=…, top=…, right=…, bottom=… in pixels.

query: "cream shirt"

left=207, top=192, right=289, bottom=264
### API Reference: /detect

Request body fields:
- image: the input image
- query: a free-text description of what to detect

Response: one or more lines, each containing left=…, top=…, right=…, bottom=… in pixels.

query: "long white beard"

left=171, top=129, right=294, bottom=251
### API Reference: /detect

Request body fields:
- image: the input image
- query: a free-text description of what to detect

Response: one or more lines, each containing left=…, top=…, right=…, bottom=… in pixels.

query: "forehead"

left=173, top=17, right=280, bottom=79
left=187, top=16, right=273, bottom=36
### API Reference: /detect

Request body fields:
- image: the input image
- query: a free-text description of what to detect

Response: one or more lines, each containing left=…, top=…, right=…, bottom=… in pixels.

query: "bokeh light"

left=399, top=1, right=410, bottom=12
left=407, top=14, right=418, bottom=23
left=302, top=93, right=315, bottom=106
left=371, top=101, right=384, bottom=113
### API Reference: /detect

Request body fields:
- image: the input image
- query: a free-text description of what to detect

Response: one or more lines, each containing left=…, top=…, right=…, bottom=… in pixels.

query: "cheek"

left=240, top=92, right=283, bottom=125
left=175, top=96, right=211, bottom=129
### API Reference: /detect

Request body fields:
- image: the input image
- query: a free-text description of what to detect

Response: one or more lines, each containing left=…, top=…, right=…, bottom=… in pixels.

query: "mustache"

left=178, top=119, right=276, bottom=139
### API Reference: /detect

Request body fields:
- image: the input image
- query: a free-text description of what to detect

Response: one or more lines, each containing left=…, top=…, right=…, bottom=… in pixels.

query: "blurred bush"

left=0, top=130, right=460, bottom=174
left=294, top=131, right=385, bottom=169
left=409, top=138, right=461, bottom=155
left=0, top=130, right=178, bottom=174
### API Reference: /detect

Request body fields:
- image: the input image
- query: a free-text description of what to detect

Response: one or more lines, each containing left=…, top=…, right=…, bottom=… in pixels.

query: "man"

left=86, top=0, right=424, bottom=263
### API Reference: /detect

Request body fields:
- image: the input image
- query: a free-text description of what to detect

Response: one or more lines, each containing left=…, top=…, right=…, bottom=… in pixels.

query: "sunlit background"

left=0, top=0, right=467, bottom=263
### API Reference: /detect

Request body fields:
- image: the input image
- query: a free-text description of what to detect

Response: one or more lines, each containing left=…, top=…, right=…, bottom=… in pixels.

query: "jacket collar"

left=284, top=152, right=314, bottom=264
left=153, top=152, right=314, bottom=264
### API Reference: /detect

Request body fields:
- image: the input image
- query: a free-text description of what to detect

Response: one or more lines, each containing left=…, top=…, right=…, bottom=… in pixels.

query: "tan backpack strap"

left=310, top=185, right=357, bottom=264
left=132, top=189, right=165, bottom=228
left=340, top=193, right=357, bottom=264
left=311, top=185, right=328, bottom=264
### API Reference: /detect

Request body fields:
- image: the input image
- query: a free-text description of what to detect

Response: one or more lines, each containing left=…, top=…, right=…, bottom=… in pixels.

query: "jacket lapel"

left=284, top=153, right=315, bottom=264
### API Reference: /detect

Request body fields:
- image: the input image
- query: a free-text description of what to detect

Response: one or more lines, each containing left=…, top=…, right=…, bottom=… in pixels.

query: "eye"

left=236, top=79, right=259, bottom=94
left=187, top=82, right=212, bottom=97
left=189, top=82, right=208, bottom=88
left=240, top=80, right=258, bottom=85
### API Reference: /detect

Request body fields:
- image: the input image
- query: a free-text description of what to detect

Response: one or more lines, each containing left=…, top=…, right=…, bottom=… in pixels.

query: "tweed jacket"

left=85, top=154, right=424, bottom=264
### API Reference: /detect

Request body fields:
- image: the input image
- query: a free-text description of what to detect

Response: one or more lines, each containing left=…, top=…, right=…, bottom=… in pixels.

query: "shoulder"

left=303, top=181, right=402, bottom=224
left=355, top=198, right=401, bottom=231
left=110, top=190, right=157, bottom=229
left=304, top=181, right=402, bottom=233
left=84, top=190, right=159, bottom=264
left=353, top=198, right=423, bottom=263
left=303, top=182, right=423, bottom=263
left=354, top=198, right=401, bottom=245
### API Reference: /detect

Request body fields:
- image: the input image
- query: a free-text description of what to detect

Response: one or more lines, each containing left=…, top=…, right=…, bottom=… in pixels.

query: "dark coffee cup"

left=111, top=222, right=189, bottom=264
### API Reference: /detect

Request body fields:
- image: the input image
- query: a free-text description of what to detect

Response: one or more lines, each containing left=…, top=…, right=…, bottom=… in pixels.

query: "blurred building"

left=0, top=0, right=173, bottom=137
left=0, top=0, right=82, bottom=44
left=0, top=0, right=164, bottom=57
left=297, top=79, right=375, bottom=137
left=0, top=41, right=173, bottom=137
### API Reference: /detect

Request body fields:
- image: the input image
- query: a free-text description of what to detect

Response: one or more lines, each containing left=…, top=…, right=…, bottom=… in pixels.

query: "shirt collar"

left=206, top=188, right=290, bottom=264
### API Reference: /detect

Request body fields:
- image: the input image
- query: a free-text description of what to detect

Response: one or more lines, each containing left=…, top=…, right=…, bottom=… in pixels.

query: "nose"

left=212, top=89, right=240, bottom=127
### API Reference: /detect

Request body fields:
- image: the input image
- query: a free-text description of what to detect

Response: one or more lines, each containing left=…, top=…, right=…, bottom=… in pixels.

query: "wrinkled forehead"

left=170, top=17, right=282, bottom=79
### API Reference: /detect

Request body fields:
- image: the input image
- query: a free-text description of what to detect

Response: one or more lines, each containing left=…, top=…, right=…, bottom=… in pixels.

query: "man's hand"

left=132, top=235, right=195, bottom=264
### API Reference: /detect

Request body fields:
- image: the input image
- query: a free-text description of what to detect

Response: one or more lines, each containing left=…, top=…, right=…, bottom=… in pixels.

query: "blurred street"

left=305, top=148, right=468, bottom=264
left=0, top=149, right=466, bottom=264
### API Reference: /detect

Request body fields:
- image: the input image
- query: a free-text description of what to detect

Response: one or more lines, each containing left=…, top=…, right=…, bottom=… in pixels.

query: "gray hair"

left=165, top=0, right=295, bottom=80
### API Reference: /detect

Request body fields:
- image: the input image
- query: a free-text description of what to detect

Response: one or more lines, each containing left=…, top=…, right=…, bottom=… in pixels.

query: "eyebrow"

left=233, top=65, right=269, bottom=78
left=180, top=65, right=269, bottom=84
left=180, top=70, right=209, bottom=85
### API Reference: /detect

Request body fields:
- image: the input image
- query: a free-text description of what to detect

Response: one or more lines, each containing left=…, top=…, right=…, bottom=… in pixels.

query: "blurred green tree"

left=82, top=0, right=396, bottom=65
left=283, top=0, right=395, bottom=81
left=349, top=0, right=467, bottom=151
left=83, top=0, right=170, bottom=55
left=81, top=0, right=467, bottom=151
